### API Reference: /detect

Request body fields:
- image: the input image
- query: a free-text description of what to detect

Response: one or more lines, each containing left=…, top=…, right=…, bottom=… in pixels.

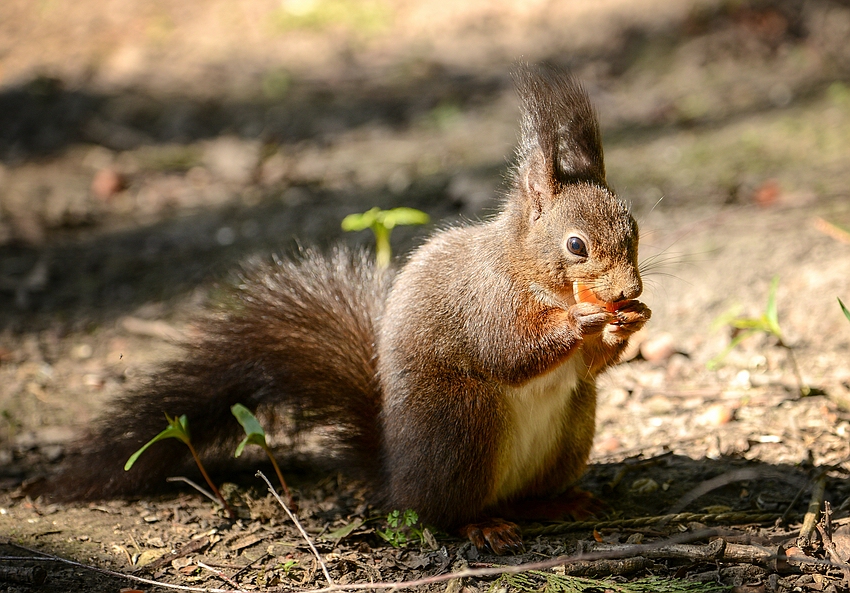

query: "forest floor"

left=2, top=0, right=850, bottom=591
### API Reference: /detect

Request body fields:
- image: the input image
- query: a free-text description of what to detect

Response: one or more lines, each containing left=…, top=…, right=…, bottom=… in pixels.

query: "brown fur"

left=38, top=65, right=650, bottom=552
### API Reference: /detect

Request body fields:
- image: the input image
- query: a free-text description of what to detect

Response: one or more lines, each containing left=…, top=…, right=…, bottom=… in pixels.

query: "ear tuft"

left=512, top=64, right=606, bottom=194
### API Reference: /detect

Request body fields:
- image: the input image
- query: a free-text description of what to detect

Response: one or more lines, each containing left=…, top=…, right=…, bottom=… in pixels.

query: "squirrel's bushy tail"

left=45, top=248, right=389, bottom=501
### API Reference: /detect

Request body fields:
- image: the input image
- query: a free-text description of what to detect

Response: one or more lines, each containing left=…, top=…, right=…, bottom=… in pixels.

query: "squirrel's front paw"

left=610, top=300, right=652, bottom=334
left=568, top=302, right=614, bottom=336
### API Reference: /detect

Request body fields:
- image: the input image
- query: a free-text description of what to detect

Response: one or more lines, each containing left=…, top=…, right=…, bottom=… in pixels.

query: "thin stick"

left=256, top=470, right=334, bottom=587
left=197, top=560, right=245, bottom=591
left=187, top=442, right=236, bottom=520
left=665, top=467, right=805, bottom=517
left=798, top=473, right=827, bottom=549
left=816, top=502, right=850, bottom=589
left=166, top=477, right=220, bottom=506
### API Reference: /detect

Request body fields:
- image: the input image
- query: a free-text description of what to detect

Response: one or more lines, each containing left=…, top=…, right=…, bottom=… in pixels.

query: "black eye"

left=566, top=236, right=588, bottom=257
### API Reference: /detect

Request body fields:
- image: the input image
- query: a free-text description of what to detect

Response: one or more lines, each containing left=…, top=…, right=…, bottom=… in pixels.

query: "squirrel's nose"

left=612, top=270, right=642, bottom=302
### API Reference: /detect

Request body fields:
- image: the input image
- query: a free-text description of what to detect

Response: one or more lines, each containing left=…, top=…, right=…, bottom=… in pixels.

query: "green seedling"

left=342, top=207, right=429, bottom=268
left=231, top=403, right=295, bottom=509
left=377, top=509, right=425, bottom=548
left=125, top=413, right=235, bottom=519
left=708, top=276, right=808, bottom=396
left=840, top=298, right=850, bottom=323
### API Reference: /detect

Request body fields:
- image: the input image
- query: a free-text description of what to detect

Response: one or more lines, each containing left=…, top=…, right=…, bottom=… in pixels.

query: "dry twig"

left=166, top=476, right=221, bottom=506
left=816, top=502, right=850, bottom=588
left=665, top=467, right=807, bottom=517
left=197, top=560, right=245, bottom=591
left=798, top=473, right=827, bottom=549
left=256, top=470, right=334, bottom=587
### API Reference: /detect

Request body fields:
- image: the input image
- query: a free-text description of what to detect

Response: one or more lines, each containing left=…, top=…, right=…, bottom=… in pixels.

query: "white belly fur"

left=490, top=356, right=583, bottom=503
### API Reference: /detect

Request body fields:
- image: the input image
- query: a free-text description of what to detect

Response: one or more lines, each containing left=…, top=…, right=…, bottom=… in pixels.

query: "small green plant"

left=377, top=509, right=424, bottom=547
left=708, top=276, right=808, bottom=395
left=125, top=414, right=235, bottom=519
left=231, top=403, right=295, bottom=508
left=342, top=207, right=429, bottom=268
left=840, top=298, right=850, bottom=322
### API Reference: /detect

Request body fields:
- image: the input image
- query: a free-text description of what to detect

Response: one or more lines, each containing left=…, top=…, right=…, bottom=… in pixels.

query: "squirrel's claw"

left=460, top=518, right=525, bottom=555
left=569, top=302, right=614, bottom=336
left=610, top=300, right=652, bottom=333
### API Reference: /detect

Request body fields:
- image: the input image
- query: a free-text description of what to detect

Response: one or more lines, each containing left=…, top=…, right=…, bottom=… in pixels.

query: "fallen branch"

left=523, top=511, right=782, bottom=536
left=560, top=556, right=650, bottom=577
left=591, top=538, right=781, bottom=569
left=3, top=529, right=845, bottom=593
left=0, top=565, right=47, bottom=585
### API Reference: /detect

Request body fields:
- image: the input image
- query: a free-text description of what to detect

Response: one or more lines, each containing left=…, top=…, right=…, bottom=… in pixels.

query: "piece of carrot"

left=573, top=281, right=621, bottom=312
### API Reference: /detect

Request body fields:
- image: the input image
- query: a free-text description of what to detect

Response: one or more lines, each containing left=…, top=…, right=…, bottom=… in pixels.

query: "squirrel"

left=38, top=65, right=650, bottom=555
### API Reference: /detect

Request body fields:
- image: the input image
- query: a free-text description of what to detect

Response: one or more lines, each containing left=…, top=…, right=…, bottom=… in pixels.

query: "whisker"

left=643, top=273, right=692, bottom=289
left=639, top=252, right=687, bottom=268
left=647, top=195, right=665, bottom=215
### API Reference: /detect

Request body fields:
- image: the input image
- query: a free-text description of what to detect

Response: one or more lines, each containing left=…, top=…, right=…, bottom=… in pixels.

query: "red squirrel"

left=41, top=65, right=650, bottom=554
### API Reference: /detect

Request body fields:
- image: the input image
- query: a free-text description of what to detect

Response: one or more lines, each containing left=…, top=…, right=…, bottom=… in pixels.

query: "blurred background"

left=1, top=0, right=849, bottom=470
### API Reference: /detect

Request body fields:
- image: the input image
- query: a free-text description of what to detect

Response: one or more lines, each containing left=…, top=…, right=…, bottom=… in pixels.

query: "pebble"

left=596, top=436, right=622, bottom=453
left=696, top=403, right=736, bottom=426
left=203, top=136, right=261, bottom=185
left=71, top=343, right=93, bottom=360
left=639, top=332, right=677, bottom=362
left=91, top=168, right=125, bottom=201
left=629, top=477, right=659, bottom=494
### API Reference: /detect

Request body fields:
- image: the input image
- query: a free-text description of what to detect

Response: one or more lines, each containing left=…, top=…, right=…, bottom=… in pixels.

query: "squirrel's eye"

left=566, top=236, right=588, bottom=257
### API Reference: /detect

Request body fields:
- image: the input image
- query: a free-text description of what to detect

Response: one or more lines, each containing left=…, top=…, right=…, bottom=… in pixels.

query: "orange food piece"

left=573, top=281, right=620, bottom=311
left=573, top=281, right=601, bottom=305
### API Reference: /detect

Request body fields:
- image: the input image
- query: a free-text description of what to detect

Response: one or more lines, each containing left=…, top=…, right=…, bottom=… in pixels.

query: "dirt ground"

left=2, top=0, right=850, bottom=591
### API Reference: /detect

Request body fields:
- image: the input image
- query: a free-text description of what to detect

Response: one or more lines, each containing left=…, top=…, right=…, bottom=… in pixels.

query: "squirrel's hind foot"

left=459, top=518, right=524, bottom=555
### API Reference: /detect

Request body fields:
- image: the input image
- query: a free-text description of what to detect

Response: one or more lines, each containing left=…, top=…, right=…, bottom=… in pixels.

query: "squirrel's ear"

left=513, top=64, right=606, bottom=199
left=519, top=148, right=555, bottom=218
